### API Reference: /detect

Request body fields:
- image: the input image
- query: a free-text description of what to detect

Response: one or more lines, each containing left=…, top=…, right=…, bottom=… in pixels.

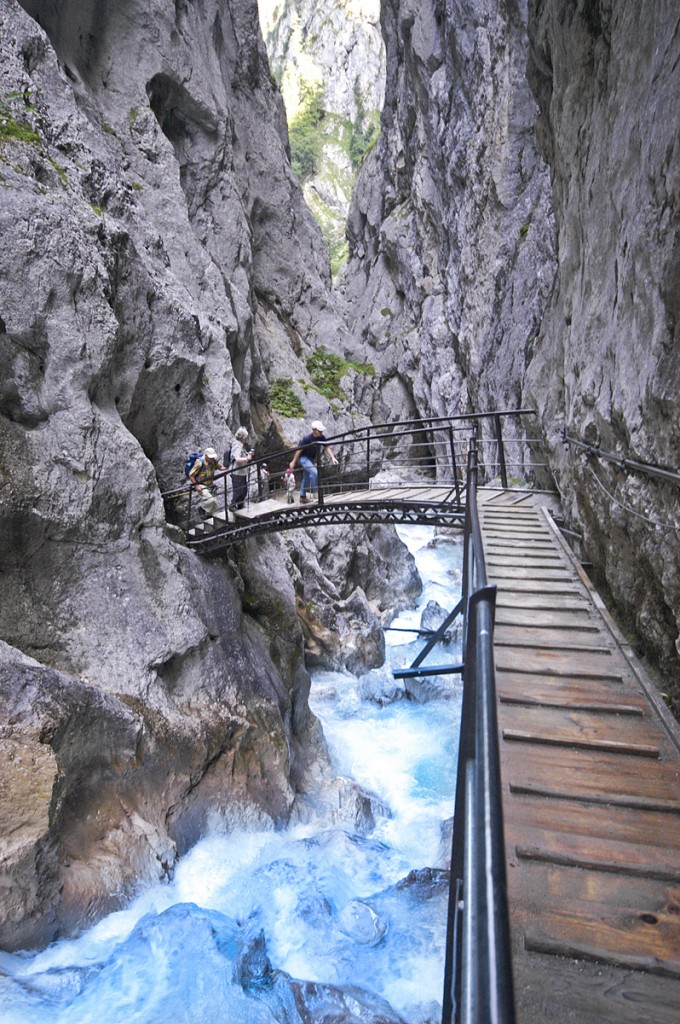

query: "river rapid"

left=0, top=525, right=463, bottom=1024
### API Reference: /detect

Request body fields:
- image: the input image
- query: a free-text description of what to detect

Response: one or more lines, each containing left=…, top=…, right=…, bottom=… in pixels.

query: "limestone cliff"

left=524, top=0, right=680, bottom=696
left=340, top=0, right=556, bottom=432
left=342, top=0, right=680, bottom=699
left=0, top=0, right=396, bottom=950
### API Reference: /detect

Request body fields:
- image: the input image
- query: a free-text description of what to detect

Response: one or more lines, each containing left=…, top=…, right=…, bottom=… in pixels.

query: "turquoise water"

left=0, top=526, right=463, bottom=1024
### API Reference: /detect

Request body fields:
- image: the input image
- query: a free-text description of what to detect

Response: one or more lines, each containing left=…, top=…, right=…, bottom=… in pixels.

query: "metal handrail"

left=563, top=433, right=680, bottom=487
left=164, top=419, right=518, bottom=1014
left=442, top=438, right=515, bottom=1024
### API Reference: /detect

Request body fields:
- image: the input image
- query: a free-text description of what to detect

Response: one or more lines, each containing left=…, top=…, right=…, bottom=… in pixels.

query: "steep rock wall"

left=524, top=0, right=680, bottom=695
left=344, top=0, right=679, bottom=696
left=0, top=0, right=376, bottom=950
left=341, top=0, right=556, bottom=437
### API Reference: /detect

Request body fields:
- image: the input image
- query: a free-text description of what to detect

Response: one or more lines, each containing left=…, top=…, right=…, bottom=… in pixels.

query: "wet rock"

left=235, top=929, right=274, bottom=990
left=290, top=978, right=407, bottom=1024
left=284, top=523, right=421, bottom=674
left=419, top=600, right=463, bottom=646
left=434, top=818, right=454, bottom=871
left=291, top=776, right=391, bottom=836
left=358, top=666, right=407, bottom=706
left=403, top=674, right=460, bottom=705
left=393, top=866, right=449, bottom=900
left=337, top=899, right=388, bottom=947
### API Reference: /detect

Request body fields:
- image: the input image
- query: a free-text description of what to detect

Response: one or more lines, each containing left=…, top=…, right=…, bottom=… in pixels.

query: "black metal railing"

left=161, top=409, right=541, bottom=537
left=440, top=437, right=515, bottom=1024
left=160, top=417, right=518, bottom=1018
left=563, top=433, right=680, bottom=487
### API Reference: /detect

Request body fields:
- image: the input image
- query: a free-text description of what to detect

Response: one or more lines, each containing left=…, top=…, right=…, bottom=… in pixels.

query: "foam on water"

left=0, top=526, right=464, bottom=1024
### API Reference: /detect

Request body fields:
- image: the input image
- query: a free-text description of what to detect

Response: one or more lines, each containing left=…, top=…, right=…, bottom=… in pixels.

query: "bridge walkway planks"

left=185, top=483, right=468, bottom=547
left=477, top=489, right=680, bottom=1024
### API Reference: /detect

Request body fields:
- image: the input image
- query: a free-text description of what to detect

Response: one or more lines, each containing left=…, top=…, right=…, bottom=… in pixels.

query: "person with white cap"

left=289, top=420, right=338, bottom=503
left=188, top=447, right=226, bottom=516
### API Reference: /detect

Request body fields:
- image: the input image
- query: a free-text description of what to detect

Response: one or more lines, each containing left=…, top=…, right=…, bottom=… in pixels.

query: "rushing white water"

left=0, top=526, right=463, bottom=1024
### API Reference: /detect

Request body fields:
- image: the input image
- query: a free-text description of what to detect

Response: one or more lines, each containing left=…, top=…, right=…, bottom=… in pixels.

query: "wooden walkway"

left=478, top=489, right=680, bottom=1024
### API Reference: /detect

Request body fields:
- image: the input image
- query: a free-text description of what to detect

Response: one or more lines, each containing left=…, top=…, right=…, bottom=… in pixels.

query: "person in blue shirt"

left=288, top=420, right=338, bottom=503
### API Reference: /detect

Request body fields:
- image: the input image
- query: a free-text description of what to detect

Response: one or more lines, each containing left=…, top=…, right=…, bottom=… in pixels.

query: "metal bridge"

left=161, top=411, right=680, bottom=1024
left=162, top=410, right=539, bottom=553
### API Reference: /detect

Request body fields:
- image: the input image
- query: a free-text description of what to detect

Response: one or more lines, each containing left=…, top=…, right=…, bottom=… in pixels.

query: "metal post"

left=317, top=448, right=324, bottom=506
left=494, top=414, right=508, bottom=489
left=449, top=426, right=461, bottom=504
left=366, top=429, right=371, bottom=488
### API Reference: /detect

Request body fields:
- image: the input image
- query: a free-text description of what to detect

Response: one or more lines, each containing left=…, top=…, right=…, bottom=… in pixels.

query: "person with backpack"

left=288, top=420, right=338, bottom=503
left=188, top=447, right=225, bottom=517
left=230, top=426, right=253, bottom=509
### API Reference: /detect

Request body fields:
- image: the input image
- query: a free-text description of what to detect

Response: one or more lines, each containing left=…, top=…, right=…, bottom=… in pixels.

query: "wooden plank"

left=515, top=845, right=680, bottom=882
left=325, top=489, right=367, bottom=503
left=491, top=579, right=589, bottom=595
left=480, top=490, right=545, bottom=506
left=500, top=704, right=662, bottom=751
left=484, top=531, right=553, bottom=539
left=513, top=948, right=680, bottom=1024
left=496, top=667, right=645, bottom=702
left=512, top=864, right=680, bottom=975
left=481, top=507, right=543, bottom=515
left=482, top=515, right=543, bottom=525
left=485, top=543, right=559, bottom=554
left=506, top=792, right=680, bottom=853
left=494, top=608, right=599, bottom=630
left=503, top=730, right=660, bottom=758
left=509, top=784, right=680, bottom=815
left=494, top=625, right=608, bottom=649
left=499, top=693, right=646, bottom=716
left=524, top=930, right=680, bottom=979
left=504, top=745, right=680, bottom=804
left=486, top=553, right=565, bottom=565
left=495, top=646, right=623, bottom=680
left=353, top=487, right=405, bottom=502
left=489, top=566, right=575, bottom=581
left=494, top=593, right=590, bottom=611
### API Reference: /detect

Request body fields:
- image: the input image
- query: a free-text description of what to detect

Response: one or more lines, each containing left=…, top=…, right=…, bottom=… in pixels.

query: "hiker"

left=288, top=420, right=338, bottom=503
left=189, top=447, right=226, bottom=517
left=284, top=466, right=296, bottom=504
left=230, top=426, right=253, bottom=509
left=258, top=463, right=271, bottom=501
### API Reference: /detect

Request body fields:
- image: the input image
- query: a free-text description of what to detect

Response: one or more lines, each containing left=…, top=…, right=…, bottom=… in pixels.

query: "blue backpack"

left=184, top=452, right=202, bottom=477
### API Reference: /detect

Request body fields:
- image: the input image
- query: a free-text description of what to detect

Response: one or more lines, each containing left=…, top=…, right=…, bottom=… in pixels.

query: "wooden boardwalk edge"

left=477, top=492, right=680, bottom=1024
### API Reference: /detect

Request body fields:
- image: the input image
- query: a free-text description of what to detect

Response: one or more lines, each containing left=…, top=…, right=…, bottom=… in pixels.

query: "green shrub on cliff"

left=306, top=348, right=375, bottom=401
left=0, top=91, right=40, bottom=146
left=288, top=83, right=326, bottom=182
left=270, top=378, right=305, bottom=418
